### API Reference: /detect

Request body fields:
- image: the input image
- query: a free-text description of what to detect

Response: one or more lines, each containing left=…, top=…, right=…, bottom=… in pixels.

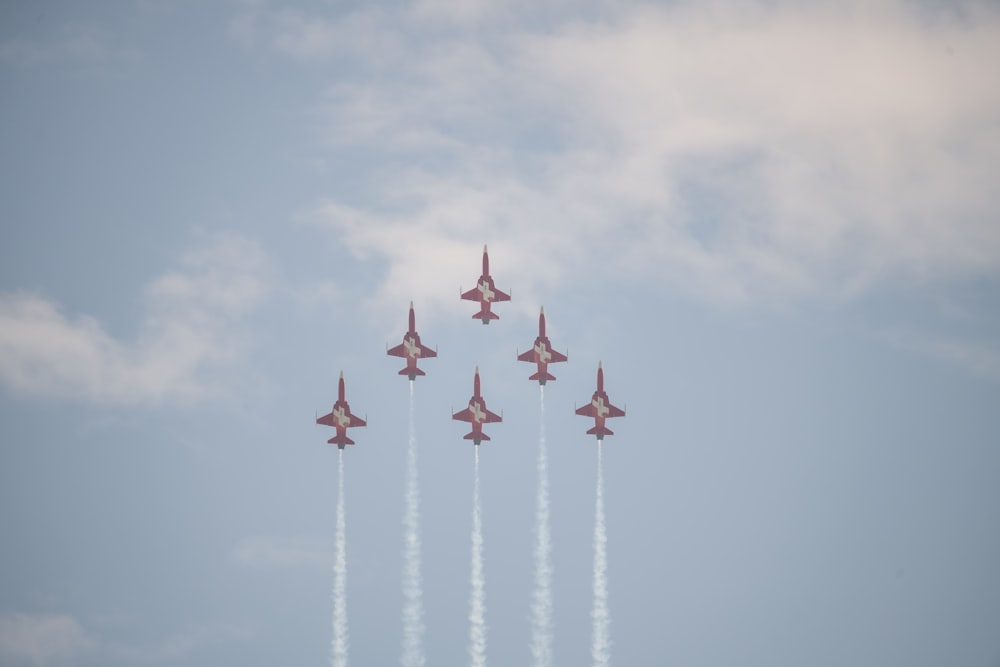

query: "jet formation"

left=317, top=245, right=625, bottom=447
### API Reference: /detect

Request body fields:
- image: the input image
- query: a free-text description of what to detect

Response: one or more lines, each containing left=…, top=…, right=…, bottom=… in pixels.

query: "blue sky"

left=2, top=1, right=1000, bottom=665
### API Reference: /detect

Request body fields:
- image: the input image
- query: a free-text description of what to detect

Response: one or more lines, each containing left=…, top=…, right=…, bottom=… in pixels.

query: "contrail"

left=468, top=446, right=487, bottom=667
left=332, top=448, right=349, bottom=667
left=402, top=380, right=425, bottom=667
left=530, top=385, right=553, bottom=667
left=592, top=442, right=610, bottom=667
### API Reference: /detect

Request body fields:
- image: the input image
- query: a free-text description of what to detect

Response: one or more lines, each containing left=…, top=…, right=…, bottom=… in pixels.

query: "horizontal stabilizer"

left=473, top=310, right=499, bottom=321
left=529, top=370, right=556, bottom=383
left=586, top=425, right=613, bottom=437
left=328, top=436, right=355, bottom=445
left=399, top=367, right=425, bottom=376
left=464, top=431, right=490, bottom=441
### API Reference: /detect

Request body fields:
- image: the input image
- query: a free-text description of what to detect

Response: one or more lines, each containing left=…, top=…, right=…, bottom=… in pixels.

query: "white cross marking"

left=334, top=406, right=350, bottom=428
left=477, top=280, right=495, bottom=302
left=592, top=397, right=610, bottom=418
left=470, top=400, right=486, bottom=424
left=534, top=341, right=551, bottom=363
left=404, top=336, right=421, bottom=358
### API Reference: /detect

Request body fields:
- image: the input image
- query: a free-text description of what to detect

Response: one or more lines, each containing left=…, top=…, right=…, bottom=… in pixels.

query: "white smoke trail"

left=592, top=442, right=611, bottom=667
left=468, top=446, right=487, bottom=667
left=332, top=448, right=349, bottom=667
left=530, top=385, right=553, bottom=667
left=402, top=380, right=425, bottom=667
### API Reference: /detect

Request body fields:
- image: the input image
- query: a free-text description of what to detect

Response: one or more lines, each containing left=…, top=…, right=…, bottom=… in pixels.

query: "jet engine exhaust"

left=530, top=385, right=553, bottom=667
left=402, top=380, right=425, bottom=667
left=332, top=448, right=349, bottom=667
left=468, top=446, right=487, bottom=667
left=591, top=442, right=610, bottom=667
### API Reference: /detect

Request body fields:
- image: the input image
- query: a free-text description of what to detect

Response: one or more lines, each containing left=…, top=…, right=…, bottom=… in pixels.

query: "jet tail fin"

left=586, top=425, right=613, bottom=439
left=529, top=370, right=556, bottom=384
left=474, top=309, right=499, bottom=322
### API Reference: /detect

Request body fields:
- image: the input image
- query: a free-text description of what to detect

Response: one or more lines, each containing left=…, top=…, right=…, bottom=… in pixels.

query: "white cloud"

left=0, top=232, right=270, bottom=405
left=0, top=613, right=96, bottom=667
left=254, top=0, right=1000, bottom=306
left=232, top=535, right=331, bottom=568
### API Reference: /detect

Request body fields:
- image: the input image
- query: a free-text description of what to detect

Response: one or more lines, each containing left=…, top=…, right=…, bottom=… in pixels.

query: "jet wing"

left=460, top=286, right=481, bottom=301
left=452, top=407, right=475, bottom=423
left=517, top=348, right=537, bottom=363
left=386, top=342, right=406, bottom=358
left=575, top=403, right=596, bottom=418
left=492, top=286, right=511, bottom=302
left=607, top=403, right=625, bottom=418
left=348, top=413, right=367, bottom=427
left=548, top=349, right=568, bottom=363
left=317, top=411, right=336, bottom=426
left=483, top=408, right=502, bottom=423
left=418, top=343, right=437, bottom=358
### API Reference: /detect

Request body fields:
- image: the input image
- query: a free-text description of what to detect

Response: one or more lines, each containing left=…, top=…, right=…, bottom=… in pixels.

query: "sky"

left=2, top=0, right=1000, bottom=665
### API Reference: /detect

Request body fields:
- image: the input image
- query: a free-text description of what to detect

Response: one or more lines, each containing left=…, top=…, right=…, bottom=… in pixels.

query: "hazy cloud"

left=883, top=328, right=1000, bottom=382
left=0, top=233, right=271, bottom=405
left=0, top=613, right=96, bottom=667
left=232, top=535, right=331, bottom=568
left=0, top=22, right=137, bottom=66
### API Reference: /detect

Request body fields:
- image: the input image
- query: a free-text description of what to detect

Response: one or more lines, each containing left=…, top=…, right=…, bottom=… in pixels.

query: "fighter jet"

left=575, top=362, right=625, bottom=441
left=387, top=301, right=437, bottom=380
left=461, top=244, right=510, bottom=324
left=517, top=306, right=568, bottom=385
left=452, top=366, right=502, bottom=445
left=317, top=371, right=367, bottom=449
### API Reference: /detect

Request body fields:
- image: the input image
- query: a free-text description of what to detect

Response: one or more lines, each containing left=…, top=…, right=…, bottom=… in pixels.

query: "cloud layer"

left=243, top=0, right=1000, bottom=308
left=0, top=233, right=270, bottom=404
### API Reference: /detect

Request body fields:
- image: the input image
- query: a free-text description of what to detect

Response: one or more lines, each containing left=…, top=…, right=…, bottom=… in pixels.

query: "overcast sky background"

left=2, top=1, right=1000, bottom=665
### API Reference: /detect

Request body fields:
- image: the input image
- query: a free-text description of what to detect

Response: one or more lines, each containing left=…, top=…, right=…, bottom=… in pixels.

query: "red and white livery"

left=452, top=366, right=502, bottom=445
left=517, top=306, right=568, bottom=385
left=316, top=371, right=367, bottom=449
left=461, top=244, right=510, bottom=324
left=387, top=301, right=437, bottom=380
left=575, top=362, right=625, bottom=441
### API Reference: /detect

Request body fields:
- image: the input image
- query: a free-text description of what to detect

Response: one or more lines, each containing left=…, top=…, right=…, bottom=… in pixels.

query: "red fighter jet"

left=575, top=362, right=626, bottom=441
left=387, top=301, right=437, bottom=380
left=452, top=367, right=502, bottom=445
left=316, top=371, right=367, bottom=449
left=517, top=306, right=568, bottom=385
left=461, top=244, right=510, bottom=324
